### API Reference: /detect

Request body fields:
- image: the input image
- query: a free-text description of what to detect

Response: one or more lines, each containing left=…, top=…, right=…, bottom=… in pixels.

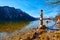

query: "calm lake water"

left=0, top=20, right=56, bottom=39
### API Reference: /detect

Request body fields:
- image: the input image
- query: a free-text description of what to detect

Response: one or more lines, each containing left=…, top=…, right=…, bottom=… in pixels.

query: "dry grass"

left=2, top=29, right=60, bottom=40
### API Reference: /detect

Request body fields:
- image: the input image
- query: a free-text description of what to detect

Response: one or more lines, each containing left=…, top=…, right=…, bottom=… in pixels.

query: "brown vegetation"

left=2, top=29, right=60, bottom=40
left=55, top=13, right=60, bottom=21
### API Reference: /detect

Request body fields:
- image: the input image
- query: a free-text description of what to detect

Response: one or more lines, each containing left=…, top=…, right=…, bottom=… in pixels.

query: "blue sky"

left=0, top=0, right=60, bottom=18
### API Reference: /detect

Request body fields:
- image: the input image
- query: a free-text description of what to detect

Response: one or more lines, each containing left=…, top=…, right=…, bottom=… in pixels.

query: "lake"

left=0, top=20, right=56, bottom=39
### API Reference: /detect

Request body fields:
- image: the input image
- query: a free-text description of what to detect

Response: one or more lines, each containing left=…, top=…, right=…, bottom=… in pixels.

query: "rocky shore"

left=0, top=26, right=59, bottom=40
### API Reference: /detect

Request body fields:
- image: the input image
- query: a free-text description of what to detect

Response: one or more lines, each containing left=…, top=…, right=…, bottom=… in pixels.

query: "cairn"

left=31, top=10, right=47, bottom=40
left=39, top=10, right=47, bottom=33
left=40, top=10, right=43, bottom=28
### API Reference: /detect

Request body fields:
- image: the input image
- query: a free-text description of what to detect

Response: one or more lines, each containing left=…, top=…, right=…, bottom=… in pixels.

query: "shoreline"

left=1, top=27, right=60, bottom=40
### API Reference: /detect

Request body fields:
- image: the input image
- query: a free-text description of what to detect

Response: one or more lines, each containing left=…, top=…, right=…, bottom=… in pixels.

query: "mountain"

left=0, top=6, right=36, bottom=22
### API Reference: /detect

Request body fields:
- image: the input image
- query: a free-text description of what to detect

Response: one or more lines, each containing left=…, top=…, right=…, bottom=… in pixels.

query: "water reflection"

left=0, top=20, right=57, bottom=39
left=0, top=21, right=30, bottom=32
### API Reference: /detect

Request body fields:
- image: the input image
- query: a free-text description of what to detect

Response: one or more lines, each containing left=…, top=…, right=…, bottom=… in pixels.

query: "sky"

left=0, top=0, right=60, bottom=18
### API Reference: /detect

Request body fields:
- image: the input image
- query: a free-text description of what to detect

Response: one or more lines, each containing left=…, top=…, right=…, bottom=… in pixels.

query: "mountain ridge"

left=0, top=6, right=36, bottom=22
